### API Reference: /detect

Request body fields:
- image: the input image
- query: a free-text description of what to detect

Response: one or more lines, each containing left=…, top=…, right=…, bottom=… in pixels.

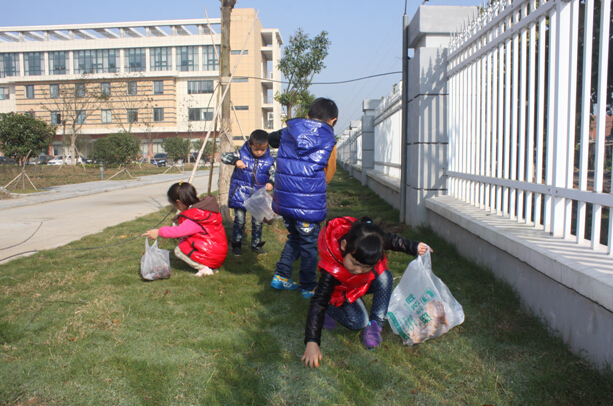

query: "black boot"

left=251, top=241, right=267, bottom=255
left=232, top=242, right=242, bottom=256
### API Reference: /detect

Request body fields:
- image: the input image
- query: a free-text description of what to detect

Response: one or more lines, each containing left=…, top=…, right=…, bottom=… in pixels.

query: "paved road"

left=0, top=168, right=219, bottom=264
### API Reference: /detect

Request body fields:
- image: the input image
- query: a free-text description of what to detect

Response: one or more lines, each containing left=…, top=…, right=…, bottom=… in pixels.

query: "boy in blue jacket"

left=221, top=129, right=275, bottom=256
left=269, top=98, right=338, bottom=298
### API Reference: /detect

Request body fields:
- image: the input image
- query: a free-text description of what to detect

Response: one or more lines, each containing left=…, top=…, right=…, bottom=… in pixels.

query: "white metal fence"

left=447, top=0, right=612, bottom=253
left=337, top=86, right=403, bottom=178
left=374, top=86, right=403, bottom=178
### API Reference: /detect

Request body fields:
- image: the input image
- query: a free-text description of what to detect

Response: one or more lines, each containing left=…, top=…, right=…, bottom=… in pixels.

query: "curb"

left=0, top=169, right=217, bottom=210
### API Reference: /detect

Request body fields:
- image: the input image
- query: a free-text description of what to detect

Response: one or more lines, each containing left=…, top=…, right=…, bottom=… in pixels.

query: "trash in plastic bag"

left=386, top=251, right=464, bottom=345
left=243, top=187, right=279, bottom=224
left=140, top=238, right=171, bottom=280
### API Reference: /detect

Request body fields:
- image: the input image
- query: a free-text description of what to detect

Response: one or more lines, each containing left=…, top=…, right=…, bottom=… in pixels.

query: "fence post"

left=404, top=5, right=477, bottom=226
left=361, top=99, right=380, bottom=186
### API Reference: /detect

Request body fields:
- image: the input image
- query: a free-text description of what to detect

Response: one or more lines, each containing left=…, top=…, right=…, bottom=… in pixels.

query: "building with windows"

left=0, top=8, right=283, bottom=157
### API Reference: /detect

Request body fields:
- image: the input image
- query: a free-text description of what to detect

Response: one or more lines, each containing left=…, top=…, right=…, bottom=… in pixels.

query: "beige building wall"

left=0, top=10, right=283, bottom=156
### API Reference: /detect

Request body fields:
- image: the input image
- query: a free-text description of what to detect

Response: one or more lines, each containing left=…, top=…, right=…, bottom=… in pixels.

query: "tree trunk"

left=217, top=0, right=237, bottom=221
left=70, top=126, right=78, bottom=166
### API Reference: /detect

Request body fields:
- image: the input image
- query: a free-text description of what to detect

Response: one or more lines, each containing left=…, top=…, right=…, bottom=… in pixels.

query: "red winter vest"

left=317, top=217, right=388, bottom=307
left=177, top=207, right=228, bottom=269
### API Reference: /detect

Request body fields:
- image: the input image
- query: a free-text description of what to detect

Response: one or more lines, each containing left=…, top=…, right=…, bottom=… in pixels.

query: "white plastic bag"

left=140, top=238, right=171, bottom=280
left=243, top=187, right=279, bottom=223
left=386, top=251, right=464, bottom=345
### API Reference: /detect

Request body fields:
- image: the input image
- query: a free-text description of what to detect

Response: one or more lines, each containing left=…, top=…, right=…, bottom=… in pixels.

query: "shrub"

left=92, top=131, right=140, bottom=166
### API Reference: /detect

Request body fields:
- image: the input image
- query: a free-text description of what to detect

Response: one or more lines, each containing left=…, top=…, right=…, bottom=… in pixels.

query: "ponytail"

left=167, top=182, right=199, bottom=207
left=342, top=217, right=385, bottom=266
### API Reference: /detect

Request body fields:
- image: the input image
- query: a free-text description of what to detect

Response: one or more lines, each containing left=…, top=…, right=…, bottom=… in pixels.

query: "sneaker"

left=270, top=275, right=298, bottom=290
left=232, top=242, right=242, bottom=257
left=323, top=313, right=337, bottom=331
left=363, top=321, right=383, bottom=349
left=251, top=241, right=267, bottom=255
left=194, top=266, right=214, bottom=277
left=300, top=288, right=315, bottom=299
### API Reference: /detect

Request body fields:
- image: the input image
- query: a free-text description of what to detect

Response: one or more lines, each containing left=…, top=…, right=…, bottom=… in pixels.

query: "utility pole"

left=217, top=0, right=237, bottom=220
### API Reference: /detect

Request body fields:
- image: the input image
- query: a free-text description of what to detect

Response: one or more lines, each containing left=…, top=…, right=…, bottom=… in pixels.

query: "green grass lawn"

left=1, top=168, right=612, bottom=405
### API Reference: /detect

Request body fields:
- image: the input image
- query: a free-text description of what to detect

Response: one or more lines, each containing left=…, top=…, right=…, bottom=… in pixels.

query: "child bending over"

left=302, top=216, right=432, bottom=368
left=142, top=182, right=228, bottom=276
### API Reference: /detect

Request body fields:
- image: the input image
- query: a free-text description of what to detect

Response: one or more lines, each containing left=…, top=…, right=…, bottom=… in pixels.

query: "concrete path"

left=0, top=168, right=219, bottom=264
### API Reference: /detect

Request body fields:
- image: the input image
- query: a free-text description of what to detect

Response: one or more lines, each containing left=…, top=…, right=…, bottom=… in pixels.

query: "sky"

left=0, top=0, right=480, bottom=134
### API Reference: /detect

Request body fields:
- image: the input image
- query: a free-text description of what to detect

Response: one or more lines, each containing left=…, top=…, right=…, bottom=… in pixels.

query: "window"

left=232, top=78, right=248, bottom=83
left=153, top=108, right=164, bottom=122
left=25, top=85, right=34, bottom=99
left=125, top=48, right=146, bottom=72
left=234, top=105, right=249, bottom=111
left=127, top=81, right=137, bottom=96
left=127, top=109, right=138, bottom=123
left=75, top=83, right=85, bottom=98
left=76, top=110, right=86, bottom=124
left=49, top=51, right=67, bottom=75
left=230, top=50, right=248, bottom=55
left=187, top=80, right=214, bottom=95
left=24, top=52, right=44, bottom=76
left=150, top=47, right=171, bottom=71
left=50, top=84, right=59, bottom=99
left=0, top=53, right=19, bottom=78
left=50, top=111, right=62, bottom=125
left=203, top=45, right=219, bottom=71
left=74, top=49, right=118, bottom=74
left=0, top=87, right=9, bottom=100
left=176, top=46, right=198, bottom=71
left=153, top=81, right=164, bottom=95
left=101, top=109, right=112, bottom=123
left=101, top=82, right=111, bottom=97
left=188, top=108, right=213, bottom=121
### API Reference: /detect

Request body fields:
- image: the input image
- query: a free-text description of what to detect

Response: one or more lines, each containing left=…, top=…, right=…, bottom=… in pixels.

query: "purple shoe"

left=363, top=321, right=383, bottom=349
left=323, top=313, right=337, bottom=331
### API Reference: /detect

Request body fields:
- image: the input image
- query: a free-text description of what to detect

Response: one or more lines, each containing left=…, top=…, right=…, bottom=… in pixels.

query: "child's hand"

left=265, top=183, right=273, bottom=191
left=236, top=159, right=246, bottom=169
left=302, top=342, right=323, bottom=368
left=417, top=243, right=433, bottom=256
left=142, top=229, right=159, bottom=240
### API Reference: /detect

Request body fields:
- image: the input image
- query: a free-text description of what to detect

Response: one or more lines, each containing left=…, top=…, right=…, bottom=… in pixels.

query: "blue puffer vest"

left=272, top=118, right=336, bottom=223
left=228, top=141, right=274, bottom=210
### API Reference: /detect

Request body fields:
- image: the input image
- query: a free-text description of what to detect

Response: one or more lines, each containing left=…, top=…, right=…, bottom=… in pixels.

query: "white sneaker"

left=194, top=266, right=214, bottom=277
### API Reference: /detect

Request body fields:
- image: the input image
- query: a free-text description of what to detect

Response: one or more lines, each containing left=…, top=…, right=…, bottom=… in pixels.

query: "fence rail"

left=447, top=0, right=612, bottom=253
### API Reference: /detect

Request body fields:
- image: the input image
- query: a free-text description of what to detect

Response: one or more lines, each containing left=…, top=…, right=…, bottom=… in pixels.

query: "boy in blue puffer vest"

left=268, top=98, right=338, bottom=299
left=221, top=129, right=275, bottom=256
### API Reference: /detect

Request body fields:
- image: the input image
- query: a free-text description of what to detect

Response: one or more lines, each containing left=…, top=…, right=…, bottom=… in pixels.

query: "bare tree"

left=40, top=74, right=104, bottom=165
left=218, top=0, right=237, bottom=220
left=104, top=74, right=155, bottom=158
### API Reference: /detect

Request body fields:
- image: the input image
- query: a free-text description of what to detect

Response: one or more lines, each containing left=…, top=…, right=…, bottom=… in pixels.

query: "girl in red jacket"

left=142, top=182, right=228, bottom=277
left=302, top=216, right=432, bottom=368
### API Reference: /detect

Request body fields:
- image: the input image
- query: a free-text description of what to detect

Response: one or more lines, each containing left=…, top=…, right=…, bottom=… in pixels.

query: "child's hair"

left=167, top=182, right=200, bottom=207
left=249, top=129, right=269, bottom=145
left=308, top=98, right=338, bottom=125
left=342, top=217, right=385, bottom=266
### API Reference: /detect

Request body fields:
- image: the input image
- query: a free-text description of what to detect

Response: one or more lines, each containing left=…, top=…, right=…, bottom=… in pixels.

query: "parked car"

left=151, top=153, right=168, bottom=167
left=0, top=156, right=17, bottom=165
left=189, top=152, right=210, bottom=164
left=47, top=156, right=83, bottom=165
left=27, top=155, right=52, bottom=165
